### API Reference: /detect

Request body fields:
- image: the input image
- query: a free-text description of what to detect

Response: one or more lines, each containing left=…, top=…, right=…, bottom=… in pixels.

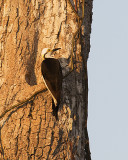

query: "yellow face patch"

left=42, top=54, right=45, bottom=60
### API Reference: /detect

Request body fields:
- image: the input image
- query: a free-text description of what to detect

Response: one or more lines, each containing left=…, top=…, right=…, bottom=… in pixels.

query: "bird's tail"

left=52, top=99, right=59, bottom=120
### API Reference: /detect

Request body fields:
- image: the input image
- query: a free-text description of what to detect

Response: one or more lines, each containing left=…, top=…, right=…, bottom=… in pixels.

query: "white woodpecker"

left=41, top=48, right=62, bottom=119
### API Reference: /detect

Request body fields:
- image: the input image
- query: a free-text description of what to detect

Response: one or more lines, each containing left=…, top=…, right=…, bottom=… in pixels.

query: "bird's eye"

left=48, top=49, right=50, bottom=52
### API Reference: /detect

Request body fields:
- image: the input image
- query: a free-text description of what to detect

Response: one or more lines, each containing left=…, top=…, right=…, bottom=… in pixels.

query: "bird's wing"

left=41, top=58, right=62, bottom=104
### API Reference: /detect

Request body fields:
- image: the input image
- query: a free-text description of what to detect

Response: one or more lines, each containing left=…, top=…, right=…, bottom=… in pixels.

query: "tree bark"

left=0, top=0, right=92, bottom=159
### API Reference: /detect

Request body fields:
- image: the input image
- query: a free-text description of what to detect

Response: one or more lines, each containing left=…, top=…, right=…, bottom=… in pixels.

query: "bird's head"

left=41, top=48, right=61, bottom=60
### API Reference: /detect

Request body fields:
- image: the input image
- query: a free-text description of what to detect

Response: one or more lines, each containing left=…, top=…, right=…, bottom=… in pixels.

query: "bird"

left=41, top=48, right=62, bottom=120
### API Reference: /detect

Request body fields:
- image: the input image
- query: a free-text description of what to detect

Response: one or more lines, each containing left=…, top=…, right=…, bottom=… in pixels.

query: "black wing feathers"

left=41, top=58, right=62, bottom=104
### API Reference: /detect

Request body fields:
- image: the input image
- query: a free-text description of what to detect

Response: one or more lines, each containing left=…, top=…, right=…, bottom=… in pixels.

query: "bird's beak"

left=52, top=48, right=61, bottom=53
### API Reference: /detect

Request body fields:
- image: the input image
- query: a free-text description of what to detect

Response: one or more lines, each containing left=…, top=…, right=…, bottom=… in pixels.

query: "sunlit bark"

left=0, top=0, right=92, bottom=159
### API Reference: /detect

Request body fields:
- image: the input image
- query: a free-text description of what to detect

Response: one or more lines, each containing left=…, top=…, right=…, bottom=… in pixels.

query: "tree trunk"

left=0, top=0, right=92, bottom=159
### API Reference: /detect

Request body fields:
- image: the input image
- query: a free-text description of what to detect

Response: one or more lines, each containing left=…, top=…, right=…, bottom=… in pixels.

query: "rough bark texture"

left=0, top=0, right=92, bottom=159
